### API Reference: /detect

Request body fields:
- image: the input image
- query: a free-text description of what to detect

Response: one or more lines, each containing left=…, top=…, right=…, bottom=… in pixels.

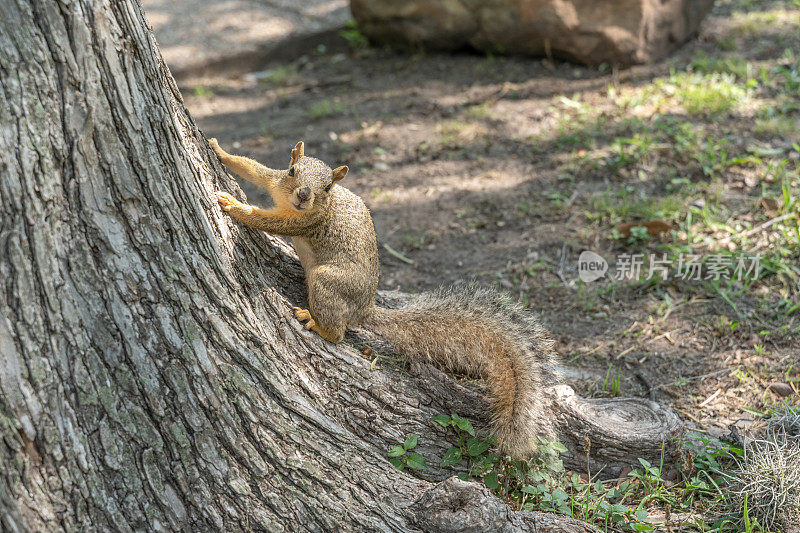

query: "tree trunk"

left=0, top=1, right=681, bottom=531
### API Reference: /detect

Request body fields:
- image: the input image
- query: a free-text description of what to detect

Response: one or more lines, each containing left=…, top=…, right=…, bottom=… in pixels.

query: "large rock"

left=350, top=0, right=715, bottom=65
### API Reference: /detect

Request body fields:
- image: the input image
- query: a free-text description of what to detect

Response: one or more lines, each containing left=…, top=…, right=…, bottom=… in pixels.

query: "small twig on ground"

left=299, top=74, right=352, bottom=91
left=720, top=212, right=798, bottom=244
left=383, top=243, right=416, bottom=266
left=557, top=244, right=568, bottom=285
left=615, top=346, right=635, bottom=360
left=635, top=372, right=656, bottom=401
left=647, top=329, right=680, bottom=344
left=543, top=38, right=555, bottom=71
left=699, top=388, right=721, bottom=408
left=677, top=408, right=703, bottom=424
left=565, top=189, right=580, bottom=206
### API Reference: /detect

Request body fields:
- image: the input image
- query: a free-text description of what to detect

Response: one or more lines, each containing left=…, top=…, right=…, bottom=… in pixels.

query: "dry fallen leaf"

left=768, top=382, right=794, bottom=397
left=758, top=197, right=780, bottom=215
left=614, top=220, right=672, bottom=239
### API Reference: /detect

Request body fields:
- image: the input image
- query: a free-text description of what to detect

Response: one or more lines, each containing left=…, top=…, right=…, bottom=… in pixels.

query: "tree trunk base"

left=550, top=385, right=684, bottom=477
left=411, top=477, right=601, bottom=532
left=352, top=292, right=684, bottom=479
left=0, top=1, right=684, bottom=529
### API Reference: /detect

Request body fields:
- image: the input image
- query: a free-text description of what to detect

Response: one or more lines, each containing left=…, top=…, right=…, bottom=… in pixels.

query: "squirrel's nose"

left=297, top=187, right=311, bottom=201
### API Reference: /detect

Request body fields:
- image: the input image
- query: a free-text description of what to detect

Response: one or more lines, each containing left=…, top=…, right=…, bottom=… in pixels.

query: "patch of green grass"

left=614, top=69, right=752, bottom=118
left=546, top=97, right=612, bottom=149
left=438, top=120, right=464, bottom=147
left=423, top=414, right=747, bottom=532
left=575, top=283, right=602, bottom=313
left=672, top=124, right=760, bottom=179
left=586, top=188, right=684, bottom=225
left=602, top=363, right=622, bottom=396
left=691, top=53, right=751, bottom=79
left=340, top=19, right=369, bottom=50
left=258, top=65, right=297, bottom=86
left=437, top=119, right=489, bottom=149
left=732, top=9, right=796, bottom=38
left=775, top=58, right=800, bottom=96
left=604, top=133, right=654, bottom=171
left=308, top=99, right=345, bottom=120
left=370, top=187, right=392, bottom=203
left=538, top=50, right=798, bottom=312
left=693, top=137, right=735, bottom=178
left=715, top=36, right=738, bottom=51
left=674, top=73, right=749, bottom=115
left=515, top=199, right=551, bottom=218
left=462, top=102, right=492, bottom=120
left=192, top=85, right=214, bottom=98
left=400, top=225, right=433, bottom=251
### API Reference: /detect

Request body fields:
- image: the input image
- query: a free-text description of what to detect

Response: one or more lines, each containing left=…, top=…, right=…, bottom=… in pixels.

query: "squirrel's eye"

left=323, top=183, right=333, bottom=193
left=288, top=167, right=295, bottom=177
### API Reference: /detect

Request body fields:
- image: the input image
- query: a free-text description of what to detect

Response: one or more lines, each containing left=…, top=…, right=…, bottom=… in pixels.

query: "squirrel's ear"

left=290, top=141, right=305, bottom=166
left=331, top=165, right=348, bottom=182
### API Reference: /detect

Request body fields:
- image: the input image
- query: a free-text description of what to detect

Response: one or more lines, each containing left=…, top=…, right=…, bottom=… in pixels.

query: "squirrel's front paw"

left=215, top=191, right=238, bottom=212
left=209, top=138, right=224, bottom=157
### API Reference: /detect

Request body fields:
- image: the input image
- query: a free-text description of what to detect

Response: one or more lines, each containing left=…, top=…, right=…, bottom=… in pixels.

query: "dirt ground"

left=170, top=0, right=799, bottom=441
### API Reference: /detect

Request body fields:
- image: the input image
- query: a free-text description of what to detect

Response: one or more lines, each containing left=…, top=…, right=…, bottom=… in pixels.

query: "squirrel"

left=210, top=139, right=558, bottom=459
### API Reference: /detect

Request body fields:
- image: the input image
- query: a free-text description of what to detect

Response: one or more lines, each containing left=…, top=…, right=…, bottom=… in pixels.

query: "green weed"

left=675, top=73, right=748, bottom=115
left=602, top=363, right=623, bottom=396
left=420, top=415, right=748, bottom=531
left=340, top=20, right=369, bottom=50
left=308, top=99, right=345, bottom=119
left=387, top=433, right=427, bottom=471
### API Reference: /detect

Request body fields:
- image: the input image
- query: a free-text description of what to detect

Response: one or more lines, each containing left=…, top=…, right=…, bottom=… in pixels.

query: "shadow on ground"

left=159, top=0, right=800, bottom=439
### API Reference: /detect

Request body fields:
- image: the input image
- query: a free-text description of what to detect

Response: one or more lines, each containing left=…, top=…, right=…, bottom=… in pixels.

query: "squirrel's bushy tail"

left=363, top=284, right=558, bottom=459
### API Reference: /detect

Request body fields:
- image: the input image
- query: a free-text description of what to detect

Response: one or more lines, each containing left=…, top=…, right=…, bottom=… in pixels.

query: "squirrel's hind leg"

left=298, top=267, right=353, bottom=344
left=293, top=307, right=312, bottom=322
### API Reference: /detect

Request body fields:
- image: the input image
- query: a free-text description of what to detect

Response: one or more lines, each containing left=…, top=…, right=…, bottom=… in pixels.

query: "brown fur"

left=364, top=286, right=558, bottom=457
left=211, top=139, right=558, bottom=458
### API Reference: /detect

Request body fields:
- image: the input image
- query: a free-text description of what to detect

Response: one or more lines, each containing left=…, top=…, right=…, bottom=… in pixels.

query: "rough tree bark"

left=0, top=1, right=681, bottom=531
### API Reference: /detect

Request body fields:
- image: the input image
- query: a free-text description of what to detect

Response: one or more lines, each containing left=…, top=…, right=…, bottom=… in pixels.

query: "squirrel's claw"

left=209, top=137, right=223, bottom=156
left=293, top=307, right=312, bottom=322
left=293, top=307, right=316, bottom=330
left=215, top=191, right=237, bottom=212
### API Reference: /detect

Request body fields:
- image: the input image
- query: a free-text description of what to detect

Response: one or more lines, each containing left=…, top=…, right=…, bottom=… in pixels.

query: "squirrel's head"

left=281, top=141, right=348, bottom=212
